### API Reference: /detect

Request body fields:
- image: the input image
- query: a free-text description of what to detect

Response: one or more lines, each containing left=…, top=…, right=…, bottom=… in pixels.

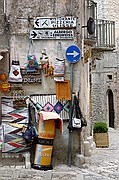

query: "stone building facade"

left=0, top=0, right=117, bottom=167
left=0, top=0, right=88, bottom=166
left=91, top=0, right=119, bottom=129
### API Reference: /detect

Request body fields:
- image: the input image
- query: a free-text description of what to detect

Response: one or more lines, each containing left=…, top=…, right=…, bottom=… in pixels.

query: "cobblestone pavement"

left=0, top=127, right=119, bottom=180
left=86, top=127, right=119, bottom=180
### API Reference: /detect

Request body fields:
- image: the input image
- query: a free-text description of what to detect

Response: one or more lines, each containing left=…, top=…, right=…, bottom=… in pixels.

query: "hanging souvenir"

left=40, top=49, right=49, bottom=65
left=40, top=49, right=49, bottom=75
left=40, top=49, right=54, bottom=77
left=0, top=69, right=7, bottom=81
left=0, top=82, right=10, bottom=93
left=13, top=90, right=27, bottom=109
left=27, top=55, right=39, bottom=73
left=26, top=40, right=39, bottom=73
left=8, top=60, right=22, bottom=83
left=54, top=42, right=65, bottom=81
left=56, top=80, right=71, bottom=100
left=46, top=62, right=54, bottom=77
left=54, top=58, right=65, bottom=76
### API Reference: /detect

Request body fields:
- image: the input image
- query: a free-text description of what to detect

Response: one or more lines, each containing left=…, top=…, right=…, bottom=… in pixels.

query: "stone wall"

left=0, top=0, right=9, bottom=49
left=92, top=50, right=119, bottom=127
left=2, top=0, right=81, bottom=95
left=88, top=0, right=119, bottom=128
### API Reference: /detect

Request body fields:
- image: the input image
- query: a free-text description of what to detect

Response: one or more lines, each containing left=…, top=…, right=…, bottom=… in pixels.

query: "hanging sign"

left=21, top=69, right=42, bottom=84
left=22, top=75, right=42, bottom=83
left=30, top=29, right=74, bottom=39
left=34, top=17, right=76, bottom=29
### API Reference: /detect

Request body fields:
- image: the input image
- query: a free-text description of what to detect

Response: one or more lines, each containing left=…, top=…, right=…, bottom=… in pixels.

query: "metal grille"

left=95, top=19, right=115, bottom=49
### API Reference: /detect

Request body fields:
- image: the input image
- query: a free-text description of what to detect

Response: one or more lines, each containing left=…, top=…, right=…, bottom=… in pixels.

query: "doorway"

left=108, top=89, right=114, bottom=128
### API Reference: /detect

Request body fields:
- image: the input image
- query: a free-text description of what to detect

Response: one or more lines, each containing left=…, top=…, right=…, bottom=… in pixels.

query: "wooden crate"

left=93, top=133, right=109, bottom=147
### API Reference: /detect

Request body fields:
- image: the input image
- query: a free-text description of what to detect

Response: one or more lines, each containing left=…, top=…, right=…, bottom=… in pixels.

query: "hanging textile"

left=56, top=80, right=71, bottom=100
left=38, top=111, right=63, bottom=133
left=13, top=90, right=27, bottom=109
left=8, top=60, right=22, bottom=83
left=54, top=42, right=65, bottom=81
left=26, top=40, right=39, bottom=73
left=22, top=103, right=38, bottom=143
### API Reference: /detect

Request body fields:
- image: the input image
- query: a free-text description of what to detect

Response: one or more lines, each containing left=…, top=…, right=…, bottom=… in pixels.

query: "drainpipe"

left=89, top=59, right=93, bottom=136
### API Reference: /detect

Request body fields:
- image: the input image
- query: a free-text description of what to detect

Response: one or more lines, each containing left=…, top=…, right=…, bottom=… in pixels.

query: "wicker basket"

left=93, top=133, right=109, bottom=148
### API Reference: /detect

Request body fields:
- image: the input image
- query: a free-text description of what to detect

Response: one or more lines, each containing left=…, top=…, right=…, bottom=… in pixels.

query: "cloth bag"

left=26, top=55, right=39, bottom=73
left=22, top=125, right=38, bottom=143
left=22, top=103, right=38, bottom=143
left=26, top=40, right=39, bottom=73
left=68, top=95, right=87, bottom=131
left=54, top=58, right=65, bottom=76
left=8, top=60, right=22, bottom=83
left=54, top=42, right=65, bottom=81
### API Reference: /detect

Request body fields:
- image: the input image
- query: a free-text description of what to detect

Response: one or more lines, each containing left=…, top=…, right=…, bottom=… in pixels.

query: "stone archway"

left=108, top=89, right=114, bottom=128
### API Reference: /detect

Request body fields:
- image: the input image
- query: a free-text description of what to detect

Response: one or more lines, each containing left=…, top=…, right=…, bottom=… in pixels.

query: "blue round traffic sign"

left=66, top=45, right=80, bottom=63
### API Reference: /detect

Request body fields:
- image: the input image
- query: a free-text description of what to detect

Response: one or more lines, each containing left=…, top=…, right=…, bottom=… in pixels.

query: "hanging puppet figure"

left=46, top=62, right=54, bottom=78
left=40, top=49, right=54, bottom=77
left=40, top=49, right=49, bottom=75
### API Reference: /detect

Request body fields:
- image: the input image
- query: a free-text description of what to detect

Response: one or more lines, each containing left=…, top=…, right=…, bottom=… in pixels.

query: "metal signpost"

left=66, top=45, right=80, bottom=167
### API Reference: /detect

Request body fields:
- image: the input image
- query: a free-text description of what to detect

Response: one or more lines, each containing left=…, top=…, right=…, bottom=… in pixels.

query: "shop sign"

left=34, top=17, right=76, bottom=28
left=21, top=69, right=42, bottom=84
left=22, top=75, right=41, bottom=83
left=30, top=29, right=74, bottom=39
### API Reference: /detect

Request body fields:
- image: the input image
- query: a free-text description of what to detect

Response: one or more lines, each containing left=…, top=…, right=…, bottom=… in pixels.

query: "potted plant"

left=93, top=122, right=109, bottom=147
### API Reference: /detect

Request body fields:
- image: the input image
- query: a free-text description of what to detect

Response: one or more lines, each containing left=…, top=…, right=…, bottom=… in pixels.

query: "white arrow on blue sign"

left=66, top=45, right=80, bottom=63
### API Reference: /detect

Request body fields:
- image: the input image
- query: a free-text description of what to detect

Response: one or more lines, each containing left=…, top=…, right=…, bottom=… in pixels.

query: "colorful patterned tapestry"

left=1, top=95, right=70, bottom=153
left=1, top=97, right=29, bottom=153
left=30, top=94, right=70, bottom=120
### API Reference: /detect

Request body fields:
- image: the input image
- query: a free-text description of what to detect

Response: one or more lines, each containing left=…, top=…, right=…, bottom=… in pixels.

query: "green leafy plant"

left=93, top=122, right=108, bottom=133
